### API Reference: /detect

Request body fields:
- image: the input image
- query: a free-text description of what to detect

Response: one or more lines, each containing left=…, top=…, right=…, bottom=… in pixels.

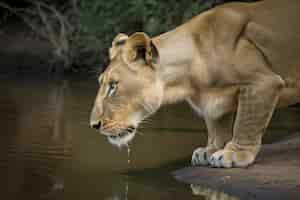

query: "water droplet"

left=126, top=144, right=131, bottom=164
left=125, top=181, right=129, bottom=200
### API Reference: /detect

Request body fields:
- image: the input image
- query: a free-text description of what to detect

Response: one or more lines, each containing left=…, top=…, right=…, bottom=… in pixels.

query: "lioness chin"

left=90, top=0, right=300, bottom=168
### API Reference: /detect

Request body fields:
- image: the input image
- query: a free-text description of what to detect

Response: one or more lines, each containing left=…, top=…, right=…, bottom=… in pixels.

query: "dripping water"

left=126, top=144, right=131, bottom=164
left=124, top=180, right=129, bottom=200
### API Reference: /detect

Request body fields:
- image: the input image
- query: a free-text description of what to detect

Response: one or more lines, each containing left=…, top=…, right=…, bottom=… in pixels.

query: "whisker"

left=142, top=118, right=153, bottom=123
left=140, top=117, right=155, bottom=125
left=135, top=130, right=144, bottom=136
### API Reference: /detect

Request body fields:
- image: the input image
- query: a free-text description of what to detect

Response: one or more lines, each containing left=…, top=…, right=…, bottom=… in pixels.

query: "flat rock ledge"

left=173, top=135, right=300, bottom=200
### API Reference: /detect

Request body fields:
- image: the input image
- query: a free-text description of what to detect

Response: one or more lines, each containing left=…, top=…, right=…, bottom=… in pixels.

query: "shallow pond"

left=1, top=75, right=299, bottom=200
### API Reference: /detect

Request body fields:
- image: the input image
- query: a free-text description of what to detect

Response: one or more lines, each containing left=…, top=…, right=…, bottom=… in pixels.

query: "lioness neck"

left=152, top=27, right=197, bottom=105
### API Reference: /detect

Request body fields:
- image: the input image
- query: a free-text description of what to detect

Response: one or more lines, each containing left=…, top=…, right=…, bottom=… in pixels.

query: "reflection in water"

left=0, top=77, right=71, bottom=200
left=104, top=180, right=129, bottom=200
left=191, top=184, right=239, bottom=200
left=0, top=76, right=207, bottom=200
left=0, top=75, right=299, bottom=200
left=91, top=174, right=205, bottom=200
left=52, top=79, right=70, bottom=142
left=93, top=176, right=240, bottom=200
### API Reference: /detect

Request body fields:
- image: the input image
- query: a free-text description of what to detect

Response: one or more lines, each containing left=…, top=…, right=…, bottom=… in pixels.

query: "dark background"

left=0, top=0, right=258, bottom=75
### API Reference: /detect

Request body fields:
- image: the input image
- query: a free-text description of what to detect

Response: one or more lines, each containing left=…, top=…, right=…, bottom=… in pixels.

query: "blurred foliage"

left=77, top=0, right=220, bottom=70
left=78, top=0, right=214, bottom=51
left=0, top=0, right=257, bottom=72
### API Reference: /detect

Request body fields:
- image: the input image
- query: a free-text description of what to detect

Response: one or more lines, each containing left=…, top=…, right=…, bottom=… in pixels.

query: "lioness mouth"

left=108, top=126, right=135, bottom=139
left=107, top=126, right=136, bottom=147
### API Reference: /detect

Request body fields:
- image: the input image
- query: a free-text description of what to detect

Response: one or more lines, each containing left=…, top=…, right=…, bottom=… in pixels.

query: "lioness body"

left=154, top=0, right=300, bottom=108
left=90, top=0, right=300, bottom=168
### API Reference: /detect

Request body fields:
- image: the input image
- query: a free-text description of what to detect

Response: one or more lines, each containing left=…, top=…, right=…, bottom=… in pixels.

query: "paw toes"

left=209, top=151, right=233, bottom=168
left=209, top=156, right=217, bottom=167
left=191, top=148, right=211, bottom=166
left=203, top=152, right=207, bottom=161
left=218, top=155, right=223, bottom=161
left=191, top=153, right=199, bottom=166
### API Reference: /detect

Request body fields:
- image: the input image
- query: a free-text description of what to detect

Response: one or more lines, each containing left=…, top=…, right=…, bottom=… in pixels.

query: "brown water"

left=1, top=75, right=300, bottom=200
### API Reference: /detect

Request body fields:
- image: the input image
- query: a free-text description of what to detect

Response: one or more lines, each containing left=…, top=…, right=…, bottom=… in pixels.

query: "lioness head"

left=90, top=32, right=162, bottom=147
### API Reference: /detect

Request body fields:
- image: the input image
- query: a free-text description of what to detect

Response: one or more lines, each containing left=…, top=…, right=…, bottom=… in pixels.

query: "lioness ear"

left=123, top=32, right=159, bottom=67
left=109, top=33, right=128, bottom=60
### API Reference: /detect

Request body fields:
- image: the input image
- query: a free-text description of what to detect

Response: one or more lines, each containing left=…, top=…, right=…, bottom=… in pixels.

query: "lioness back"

left=187, top=0, right=300, bottom=104
left=246, top=0, right=300, bottom=81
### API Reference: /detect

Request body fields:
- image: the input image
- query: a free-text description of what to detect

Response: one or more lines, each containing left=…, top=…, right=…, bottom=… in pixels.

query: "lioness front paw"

left=209, top=148, right=256, bottom=168
left=191, top=147, right=217, bottom=166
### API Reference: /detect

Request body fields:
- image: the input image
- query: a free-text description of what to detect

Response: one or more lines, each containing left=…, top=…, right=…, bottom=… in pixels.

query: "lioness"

left=90, top=0, right=300, bottom=168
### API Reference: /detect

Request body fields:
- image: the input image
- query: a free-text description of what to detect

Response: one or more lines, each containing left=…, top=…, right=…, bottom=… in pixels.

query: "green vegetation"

left=0, top=0, right=254, bottom=72
left=79, top=0, right=214, bottom=48
left=78, top=0, right=218, bottom=71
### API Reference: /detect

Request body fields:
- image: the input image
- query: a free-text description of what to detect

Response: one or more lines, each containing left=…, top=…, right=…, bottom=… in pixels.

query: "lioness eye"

left=107, top=81, right=118, bottom=97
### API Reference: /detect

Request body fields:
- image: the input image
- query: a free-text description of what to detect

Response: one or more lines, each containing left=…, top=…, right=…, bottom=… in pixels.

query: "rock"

left=173, top=135, right=300, bottom=200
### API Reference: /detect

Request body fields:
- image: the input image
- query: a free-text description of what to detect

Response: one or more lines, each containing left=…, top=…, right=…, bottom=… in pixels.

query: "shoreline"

left=173, top=135, right=300, bottom=200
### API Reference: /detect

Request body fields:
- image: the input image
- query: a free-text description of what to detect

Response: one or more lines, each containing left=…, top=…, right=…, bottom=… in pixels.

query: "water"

left=126, top=144, right=131, bottom=164
left=1, top=75, right=300, bottom=200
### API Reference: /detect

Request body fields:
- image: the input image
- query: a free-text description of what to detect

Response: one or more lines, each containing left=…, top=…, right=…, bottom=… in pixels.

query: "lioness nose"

left=90, top=121, right=101, bottom=130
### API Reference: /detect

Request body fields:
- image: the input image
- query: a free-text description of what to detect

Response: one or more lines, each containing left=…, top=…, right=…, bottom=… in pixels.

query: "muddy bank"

left=173, top=135, right=300, bottom=200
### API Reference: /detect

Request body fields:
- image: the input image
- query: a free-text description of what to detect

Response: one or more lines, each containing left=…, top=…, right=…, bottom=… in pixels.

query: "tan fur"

left=91, top=0, right=300, bottom=167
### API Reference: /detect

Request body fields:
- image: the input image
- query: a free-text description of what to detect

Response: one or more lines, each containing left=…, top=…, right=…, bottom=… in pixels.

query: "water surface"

left=1, top=75, right=299, bottom=200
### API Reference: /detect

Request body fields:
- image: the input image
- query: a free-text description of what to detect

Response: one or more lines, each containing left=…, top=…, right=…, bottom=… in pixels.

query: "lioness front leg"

left=209, top=76, right=284, bottom=168
left=192, top=114, right=234, bottom=166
